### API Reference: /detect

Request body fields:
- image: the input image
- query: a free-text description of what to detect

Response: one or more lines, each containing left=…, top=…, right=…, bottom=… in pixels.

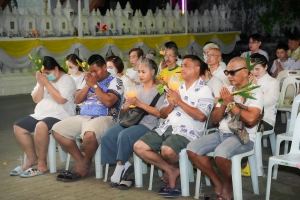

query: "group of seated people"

left=10, top=33, right=300, bottom=199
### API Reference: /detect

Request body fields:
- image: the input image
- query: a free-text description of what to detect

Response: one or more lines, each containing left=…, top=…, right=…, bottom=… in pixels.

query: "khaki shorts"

left=52, top=115, right=116, bottom=144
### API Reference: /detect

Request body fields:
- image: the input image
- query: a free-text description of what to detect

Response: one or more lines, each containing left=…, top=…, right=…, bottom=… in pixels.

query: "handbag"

left=119, top=93, right=161, bottom=128
left=228, top=102, right=264, bottom=145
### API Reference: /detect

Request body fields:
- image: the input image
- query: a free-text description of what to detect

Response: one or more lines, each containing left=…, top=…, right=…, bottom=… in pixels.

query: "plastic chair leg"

left=179, top=149, right=190, bottom=197
left=272, top=138, right=282, bottom=179
left=94, top=145, right=103, bottom=179
left=269, top=133, right=276, bottom=156
left=133, top=153, right=143, bottom=188
left=231, top=155, right=243, bottom=200
left=23, top=152, right=27, bottom=166
left=255, top=132, right=263, bottom=176
left=104, top=164, right=109, bottom=182
left=65, top=153, right=70, bottom=170
left=194, top=169, right=201, bottom=199
left=188, top=159, right=194, bottom=182
left=148, top=164, right=154, bottom=190
left=48, top=134, right=57, bottom=173
left=205, top=175, right=211, bottom=186
left=158, top=168, right=162, bottom=177
left=284, top=141, right=289, bottom=154
left=262, top=136, right=268, bottom=147
left=142, top=161, right=148, bottom=174
left=249, top=154, right=259, bottom=195
left=266, top=162, right=274, bottom=200
left=280, top=112, right=286, bottom=123
left=58, top=145, right=67, bottom=162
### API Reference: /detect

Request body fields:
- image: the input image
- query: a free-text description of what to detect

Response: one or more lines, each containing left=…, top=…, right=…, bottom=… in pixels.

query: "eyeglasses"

left=206, top=54, right=221, bottom=58
left=164, top=54, right=177, bottom=58
left=224, top=67, right=246, bottom=76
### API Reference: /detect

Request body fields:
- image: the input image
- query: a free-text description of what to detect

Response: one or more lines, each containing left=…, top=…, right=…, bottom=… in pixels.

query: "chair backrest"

left=279, top=76, right=300, bottom=107
left=289, top=113, right=300, bottom=154
left=277, top=70, right=300, bottom=84
left=287, top=94, right=300, bottom=132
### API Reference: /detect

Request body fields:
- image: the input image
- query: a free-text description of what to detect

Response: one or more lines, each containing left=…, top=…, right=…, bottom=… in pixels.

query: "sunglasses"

left=224, top=67, right=246, bottom=76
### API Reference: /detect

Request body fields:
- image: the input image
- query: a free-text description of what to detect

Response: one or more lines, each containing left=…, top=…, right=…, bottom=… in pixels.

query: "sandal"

left=61, top=171, right=85, bottom=182
left=118, top=179, right=135, bottom=190
left=110, top=169, right=125, bottom=188
left=56, top=170, right=72, bottom=181
left=10, top=166, right=24, bottom=176
left=157, top=185, right=170, bottom=195
left=205, top=192, right=220, bottom=200
left=163, top=188, right=182, bottom=198
left=20, top=168, right=44, bottom=178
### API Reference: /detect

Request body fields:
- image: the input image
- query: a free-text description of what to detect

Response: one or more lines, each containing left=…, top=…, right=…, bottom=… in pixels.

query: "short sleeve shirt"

left=206, top=75, right=223, bottom=97
left=212, top=66, right=230, bottom=86
left=218, top=86, right=263, bottom=142
left=288, top=46, right=300, bottom=61
left=270, top=58, right=295, bottom=76
left=157, top=65, right=184, bottom=83
left=80, top=75, right=124, bottom=121
left=30, top=74, right=77, bottom=120
left=241, top=49, right=269, bottom=61
left=135, top=84, right=166, bottom=130
left=71, top=73, right=86, bottom=90
left=155, top=78, right=215, bottom=141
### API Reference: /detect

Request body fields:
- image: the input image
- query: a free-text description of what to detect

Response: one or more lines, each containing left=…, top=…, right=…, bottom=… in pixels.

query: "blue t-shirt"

left=80, top=75, right=124, bottom=121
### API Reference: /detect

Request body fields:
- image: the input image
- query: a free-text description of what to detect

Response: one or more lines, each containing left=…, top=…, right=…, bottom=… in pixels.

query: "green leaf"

left=218, top=98, right=223, bottom=104
left=158, top=88, right=164, bottom=95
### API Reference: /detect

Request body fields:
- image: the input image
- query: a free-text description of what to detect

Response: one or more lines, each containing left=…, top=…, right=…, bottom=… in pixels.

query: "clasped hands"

left=85, top=72, right=97, bottom=88
left=166, top=88, right=181, bottom=105
left=36, top=71, right=49, bottom=86
left=219, top=86, right=234, bottom=107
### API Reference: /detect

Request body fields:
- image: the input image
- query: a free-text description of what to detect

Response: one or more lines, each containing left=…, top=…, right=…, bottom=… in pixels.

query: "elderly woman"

left=242, top=53, right=280, bottom=176
left=11, top=56, right=76, bottom=177
left=101, top=58, right=165, bottom=189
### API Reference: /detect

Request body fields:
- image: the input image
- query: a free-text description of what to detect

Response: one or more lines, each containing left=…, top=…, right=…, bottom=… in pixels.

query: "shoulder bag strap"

left=149, top=93, right=161, bottom=107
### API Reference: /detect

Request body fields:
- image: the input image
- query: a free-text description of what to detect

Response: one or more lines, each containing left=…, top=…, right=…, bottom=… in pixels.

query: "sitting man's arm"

left=160, top=99, right=175, bottom=119
left=74, top=86, right=90, bottom=104
left=167, top=87, right=214, bottom=122
left=211, top=104, right=226, bottom=124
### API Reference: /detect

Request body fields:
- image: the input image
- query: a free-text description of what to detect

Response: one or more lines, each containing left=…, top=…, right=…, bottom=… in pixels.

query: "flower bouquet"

left=76, top=59, right=89, bottom=72
left=218, top=80, right=260, bottom=104
left=28, top=51, right=44, bottom=72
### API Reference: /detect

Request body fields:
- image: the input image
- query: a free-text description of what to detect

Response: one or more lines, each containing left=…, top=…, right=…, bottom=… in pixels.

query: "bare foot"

left=161, top=172, right=169, bottom=183
left=37, top=159, right=48, bottom=172
left=23, top=158, right=38, bottom=171
left=167, top=166, right=180, bottom=189
left=74, top=158, right=92, bottom=177
left=219, top=187, right=232, bottom=200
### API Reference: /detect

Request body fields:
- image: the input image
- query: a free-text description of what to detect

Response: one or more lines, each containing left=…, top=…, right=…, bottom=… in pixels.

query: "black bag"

left=119, top=93, right=161, bottom=128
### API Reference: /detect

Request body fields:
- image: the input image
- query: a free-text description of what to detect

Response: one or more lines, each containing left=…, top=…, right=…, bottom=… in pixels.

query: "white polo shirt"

left=241, top=49, right=269, bottom=61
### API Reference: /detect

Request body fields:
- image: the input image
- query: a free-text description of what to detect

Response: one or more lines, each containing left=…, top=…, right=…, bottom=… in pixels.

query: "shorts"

left=186, top=130, right=254, bottom=159
left=14, top=116, right=60, bottom=133
left=139, top=126, right=190, bottom=155
left=52, top=115, right=115, bottom=144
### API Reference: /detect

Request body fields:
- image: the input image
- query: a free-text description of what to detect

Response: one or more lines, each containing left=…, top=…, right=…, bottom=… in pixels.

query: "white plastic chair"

left=24, top=133, right=67, bottom=173
left=255, top=99, right=280, bottom=176
left=272, top=94, right=300, bottom=179
left=65, top=95, right=124, bottom=179
left=277, top=76, right=300, bottom=123
left=194, top=148, right=259, bottom=200
left=265, top=113, right=300, bottom=200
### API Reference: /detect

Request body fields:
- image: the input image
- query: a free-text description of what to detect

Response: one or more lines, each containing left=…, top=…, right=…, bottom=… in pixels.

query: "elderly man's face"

left=225, top=61, right=248, bottom=85
left=206, top=49, right=221, bottom=66
left=181, top=58, right=199, bottom=81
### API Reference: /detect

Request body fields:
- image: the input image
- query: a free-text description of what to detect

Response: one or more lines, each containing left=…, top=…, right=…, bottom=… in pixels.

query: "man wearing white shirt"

left=187, top=57, right=263, bottom=200
left=287, top=34, right=300, bottom=61
left=134, top=55, right=214, bottom=196
left=206, top=48, right=230, bottom=86
left=241, top=33, right=269, bottom=61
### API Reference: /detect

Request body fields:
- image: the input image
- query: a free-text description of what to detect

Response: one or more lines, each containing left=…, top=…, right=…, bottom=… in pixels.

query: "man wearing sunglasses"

left=206, top=48, right=230, bottom=86
left=186, top=57, right=263, bottom=200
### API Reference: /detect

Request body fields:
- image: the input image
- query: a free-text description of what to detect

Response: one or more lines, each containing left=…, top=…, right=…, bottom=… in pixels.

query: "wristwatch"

left=93, top=84, right=98, bottom=89
left=226, top=102, right=236, bottom=112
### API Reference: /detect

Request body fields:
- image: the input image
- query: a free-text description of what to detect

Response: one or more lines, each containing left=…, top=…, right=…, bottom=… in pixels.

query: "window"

left=110, top=23, right=113, bottom=29
left=162, top=22, right=165, bottom=28
left=62, top=22, right=66, bottom=29
left=10, top=21, right=14, bottom=29
left=29, top=22, right=32, bottom=29
left=46, top=22, right=50, bottom=29
left=139, top=22, right=142, bottom=27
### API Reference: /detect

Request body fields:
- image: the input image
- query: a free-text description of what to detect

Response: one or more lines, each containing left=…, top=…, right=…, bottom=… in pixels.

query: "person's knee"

left=161, top=146, right=177, bottom=160
left=34, top=121, right=48, bottom=133
left=83, top=131, right=97, bottom=142
left=133, top=140, right=147, bottom=153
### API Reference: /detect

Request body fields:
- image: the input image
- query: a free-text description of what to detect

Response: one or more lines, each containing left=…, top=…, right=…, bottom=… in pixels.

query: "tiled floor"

left=0, top=94, right=299, bottom=200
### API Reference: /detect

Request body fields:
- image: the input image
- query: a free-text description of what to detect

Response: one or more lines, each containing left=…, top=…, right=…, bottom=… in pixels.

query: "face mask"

left=205, top=78, right=210, bottom=83
left=107, top=68, right=116, bottom=76
left=69, top=68, right=78, bottom=75
left=47, top=73, right=56, bottom=81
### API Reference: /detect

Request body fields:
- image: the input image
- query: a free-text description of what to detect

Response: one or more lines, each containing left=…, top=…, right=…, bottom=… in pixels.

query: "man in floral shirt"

left=134, top=55, right=214, bottom=197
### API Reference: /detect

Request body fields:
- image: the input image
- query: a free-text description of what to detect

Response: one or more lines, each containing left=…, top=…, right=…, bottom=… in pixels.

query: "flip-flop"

left=163, top=188, right=182, bottom=198
left=121, top=165, right=134, bottom=181
left=56, top=170, right=72, bottom=181
left=217, top=195, right=233, bottom=200
left=157, top=185, right=170, bottom=195
left=10, top=166, right=24, bottom=176
left=61, top=171, right=86, bottom=182
left=118, top=179, right=135, bottom=190
left=20, top=168, right=44, bottom=178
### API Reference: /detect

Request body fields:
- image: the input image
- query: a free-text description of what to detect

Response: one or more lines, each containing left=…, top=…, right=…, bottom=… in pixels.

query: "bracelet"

left=226, top=102, right=236, bottom=113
